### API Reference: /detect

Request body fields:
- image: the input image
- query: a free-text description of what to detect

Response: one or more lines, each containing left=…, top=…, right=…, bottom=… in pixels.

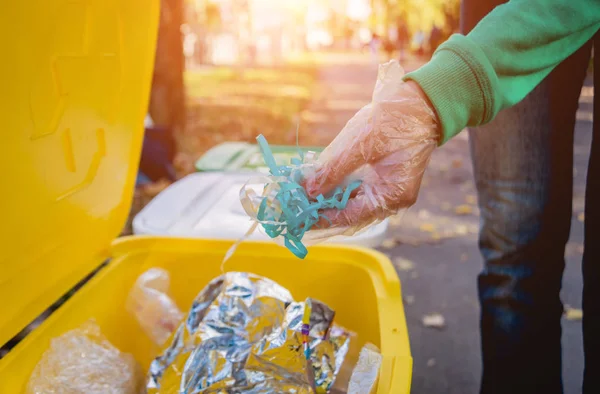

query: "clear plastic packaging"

left=26, top=320, right=143, bottom=394
left=126, top=268, right=183, bottom=346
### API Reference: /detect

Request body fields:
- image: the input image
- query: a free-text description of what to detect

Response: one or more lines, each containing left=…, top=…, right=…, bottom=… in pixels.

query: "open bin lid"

left=0, top=0, right=159, bottom=348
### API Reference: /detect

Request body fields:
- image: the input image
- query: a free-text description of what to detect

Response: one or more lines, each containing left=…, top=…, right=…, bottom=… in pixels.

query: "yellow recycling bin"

left=0, top=0, right=412, bottom=393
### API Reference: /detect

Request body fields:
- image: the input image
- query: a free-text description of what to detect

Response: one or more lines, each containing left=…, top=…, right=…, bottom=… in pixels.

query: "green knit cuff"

left=403, top=35, right=496, bottom=145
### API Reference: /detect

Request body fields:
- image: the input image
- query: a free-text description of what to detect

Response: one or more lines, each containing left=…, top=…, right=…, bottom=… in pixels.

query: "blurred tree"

left=149, top=0, right=186, bottom=148
left=204, top=1, right=222, bottom=31
left=388, top=0, right=460, bottom=49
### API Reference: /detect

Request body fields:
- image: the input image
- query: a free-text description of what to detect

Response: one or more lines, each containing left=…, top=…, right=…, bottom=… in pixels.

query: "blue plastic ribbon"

left=254, top=135, right=361, bottom=259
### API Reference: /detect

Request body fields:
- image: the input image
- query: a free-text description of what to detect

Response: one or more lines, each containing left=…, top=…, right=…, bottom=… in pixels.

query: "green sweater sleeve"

left=405, top=0, right=600, bottom=144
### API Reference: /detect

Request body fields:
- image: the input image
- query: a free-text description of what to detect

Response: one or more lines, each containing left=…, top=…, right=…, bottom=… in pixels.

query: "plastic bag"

left=26, top=320, right=143, bottom=394
left=126, top=268, right=183, bottom=346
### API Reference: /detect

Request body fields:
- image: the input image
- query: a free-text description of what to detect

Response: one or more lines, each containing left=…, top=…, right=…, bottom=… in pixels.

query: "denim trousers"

left=462, top=2, right=598, bottom=393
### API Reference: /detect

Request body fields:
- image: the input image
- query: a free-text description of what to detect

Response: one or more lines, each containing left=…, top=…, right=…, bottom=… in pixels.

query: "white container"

left=133, top=172, right=389, bottom=248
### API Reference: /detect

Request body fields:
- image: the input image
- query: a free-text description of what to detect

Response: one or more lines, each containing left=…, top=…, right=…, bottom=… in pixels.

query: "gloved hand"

left=305, top=60, right=441, bottom=231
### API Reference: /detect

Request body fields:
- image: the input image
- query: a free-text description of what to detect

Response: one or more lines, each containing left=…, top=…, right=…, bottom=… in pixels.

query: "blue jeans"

left=466, top=23, right=595, bottom=394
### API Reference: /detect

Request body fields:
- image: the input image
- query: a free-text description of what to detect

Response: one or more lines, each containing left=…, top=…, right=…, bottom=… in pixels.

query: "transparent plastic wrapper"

left=241, top=60, right=439, bottom=258
left=146, top=272, right=353, bottom=393
left=126, top=268, right=184, bottom=346
left=26, top=320, right=143, bottom=394
left=346, top=344, right=383, bottom=394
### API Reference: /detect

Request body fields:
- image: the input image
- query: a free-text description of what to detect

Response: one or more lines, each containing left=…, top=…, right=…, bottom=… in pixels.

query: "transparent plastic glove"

left=305, top=60, right=440, bottom=230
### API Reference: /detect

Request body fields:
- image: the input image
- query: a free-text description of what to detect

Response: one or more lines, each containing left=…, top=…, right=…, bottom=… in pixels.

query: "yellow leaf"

left=454, top=205, right=474, bottom=215
left=420, top=223, right=436, bottom=233
left=578, top=212, right=585, bottom=222
left=466, top=195, right=477, bottom=204
left=564, top=306, right=583, bottom=321
left=394, top=257, right=415, bottom=271
left=381, top=238, right=397, bottom=249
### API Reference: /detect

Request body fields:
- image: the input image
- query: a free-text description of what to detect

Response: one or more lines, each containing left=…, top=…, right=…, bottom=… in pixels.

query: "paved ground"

left=306, top=52, right=593, bottom=393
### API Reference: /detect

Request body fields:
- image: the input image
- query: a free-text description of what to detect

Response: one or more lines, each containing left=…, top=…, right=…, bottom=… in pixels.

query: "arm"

left=405, top=0, right=600, bottom=144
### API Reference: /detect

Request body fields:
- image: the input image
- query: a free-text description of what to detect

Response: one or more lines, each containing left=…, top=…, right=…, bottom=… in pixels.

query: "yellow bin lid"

left=0, top=0, right=159, bottom=347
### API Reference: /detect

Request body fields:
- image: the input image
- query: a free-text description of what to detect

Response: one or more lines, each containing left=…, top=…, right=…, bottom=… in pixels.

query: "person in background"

left=306, top=1, right=600, bottom=393
left=383, top=37, right=396, bottom=61
left=396, top=19, right=410, bottom=62
left=428, top=24, right=442, bottom=55
left=368, top=32, right=381, bottom=65
left=413, top=30, right=425, bottom=57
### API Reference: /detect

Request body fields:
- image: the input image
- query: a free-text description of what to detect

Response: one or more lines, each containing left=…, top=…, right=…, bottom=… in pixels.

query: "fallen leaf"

left=404, top=295, right=415, bottom=305
left=439, top=164, right=449, bottom=172
left=381, top=238, right=397, bottom=250
left=564, top=306, right=583, bottom=321
left=454, top=204, right=474, bottom=215
left=466, top=194, right=477, bottom=204
left=419, top=223, right=436, bottom=233
left=578, top=212, right=585, bottom=222
left=394, top=257, right=415, bottom=271
left=427, top=358, right=436, bottom=367
left=460, top=253, right=468, bottom=262
left=422, top=313, right=446, bottom=329
left=431, top=232, right=441, bottom=241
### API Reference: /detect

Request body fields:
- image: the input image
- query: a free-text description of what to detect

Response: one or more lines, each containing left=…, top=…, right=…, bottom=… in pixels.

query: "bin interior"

left=0, top=238, right=411, bottom=394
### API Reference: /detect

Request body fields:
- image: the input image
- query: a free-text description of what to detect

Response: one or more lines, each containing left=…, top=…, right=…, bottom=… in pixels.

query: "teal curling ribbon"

left=254, top=134, right=361, bottom=258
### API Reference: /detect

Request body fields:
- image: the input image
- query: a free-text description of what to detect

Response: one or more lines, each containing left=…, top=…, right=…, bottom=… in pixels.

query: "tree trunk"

left=149, top=0, right=186, bottom=147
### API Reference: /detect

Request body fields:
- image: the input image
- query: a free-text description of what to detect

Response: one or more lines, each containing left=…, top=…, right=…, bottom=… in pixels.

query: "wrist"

left=404, top=80, right=443, bottom=144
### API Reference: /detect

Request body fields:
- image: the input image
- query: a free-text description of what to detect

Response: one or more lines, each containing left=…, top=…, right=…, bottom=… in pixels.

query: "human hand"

left=305, top=60, right=440, bottom=230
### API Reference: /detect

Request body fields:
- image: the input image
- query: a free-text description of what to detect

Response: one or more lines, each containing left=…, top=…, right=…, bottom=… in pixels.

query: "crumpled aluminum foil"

left=147, top=272, right=351, bottom=394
